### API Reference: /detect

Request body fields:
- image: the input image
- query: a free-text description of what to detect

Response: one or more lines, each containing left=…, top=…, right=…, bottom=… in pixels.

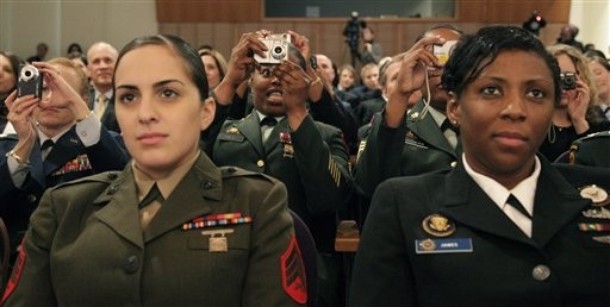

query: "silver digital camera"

left=254, top=33, right=291, bottom=65
left=18, top=64, right=43, bottom=99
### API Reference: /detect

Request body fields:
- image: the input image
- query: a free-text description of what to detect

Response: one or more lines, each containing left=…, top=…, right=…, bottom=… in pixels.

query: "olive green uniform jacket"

left=2, top=153, right=306, bottom=307
left=354, top=101, right=460, bottom=199
left=568, top=130, right=610, bottom=168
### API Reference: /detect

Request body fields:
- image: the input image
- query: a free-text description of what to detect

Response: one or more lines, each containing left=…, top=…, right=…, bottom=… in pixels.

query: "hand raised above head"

left=225, top=31, right=270, bottom=87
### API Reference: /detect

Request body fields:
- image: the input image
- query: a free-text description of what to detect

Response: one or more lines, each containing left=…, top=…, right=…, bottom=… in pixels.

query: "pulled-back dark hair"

left=442, top=26, right=561, bottom=106
left=113, top=34, right=209, bottom=101
left=0, top=51, right=24, bottom=95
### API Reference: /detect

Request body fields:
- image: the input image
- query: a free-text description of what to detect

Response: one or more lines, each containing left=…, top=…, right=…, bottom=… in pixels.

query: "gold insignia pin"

left=410, top=112, right=420, bottom=119
left=579, top=185, right=610, bottom=207
left=226, top=127, right=239, bottom=135
left=283, top=144, right=294, bottom=158
left=418, top=238, right=437, bottom=251
left=202, top=229, right=234, bottom=252
left=422, top=214, right=456, bottom=237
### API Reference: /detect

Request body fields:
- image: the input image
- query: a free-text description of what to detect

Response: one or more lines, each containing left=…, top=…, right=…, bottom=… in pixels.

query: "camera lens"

left=20, top=65, right=39, bottom=82
left=271, top=44, right=286, bottom=60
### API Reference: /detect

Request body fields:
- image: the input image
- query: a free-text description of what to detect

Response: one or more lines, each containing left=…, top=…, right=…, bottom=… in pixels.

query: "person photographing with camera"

left=0, top=58, right=128, bottom=266
left=209, top=30, right=351, bottom=306
left=538, top=44, right=610, bottom=161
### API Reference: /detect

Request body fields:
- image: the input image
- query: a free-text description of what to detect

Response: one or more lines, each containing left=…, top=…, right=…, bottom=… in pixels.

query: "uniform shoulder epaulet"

left=574, top=130, right=610, bottom=144
left=0, top=133, right=18, bottom=140
left=220, top=166, right=276, bottom=183
left=53, top=171, right=121, bottom=190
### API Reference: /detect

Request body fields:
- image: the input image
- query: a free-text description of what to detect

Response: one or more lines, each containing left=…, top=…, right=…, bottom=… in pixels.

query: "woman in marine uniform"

left=2, top=35, right=306, bottom=307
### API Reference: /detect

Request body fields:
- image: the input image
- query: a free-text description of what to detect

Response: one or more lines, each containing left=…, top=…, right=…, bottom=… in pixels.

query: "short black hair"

left=442, top=25, right=561, bottom=106
left=114, top=34, right=208, bottom=101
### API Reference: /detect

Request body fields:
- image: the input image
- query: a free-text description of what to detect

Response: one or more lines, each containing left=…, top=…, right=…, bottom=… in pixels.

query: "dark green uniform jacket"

left=2, top=153, right=305, bottom=307
left=568, top=130, right=610, bottom=168
left=354, top=101, right=459, bottom=199
left=212, top=112, right=351, bottom=253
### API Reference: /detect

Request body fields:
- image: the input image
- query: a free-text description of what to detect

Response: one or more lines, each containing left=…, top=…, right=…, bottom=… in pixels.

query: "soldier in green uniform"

left=2, top=35, right=306, bottom=306
left=568, top=130, right=610, bottom=167
left=354, top=25, right=463, bottom=203
left=209, top=31, right=351, bottom=307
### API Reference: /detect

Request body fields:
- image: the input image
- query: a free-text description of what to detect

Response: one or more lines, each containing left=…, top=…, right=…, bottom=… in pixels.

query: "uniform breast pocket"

left=217, top=132, right=245, bottom=143
left=405, top=139, right=428, bottom=150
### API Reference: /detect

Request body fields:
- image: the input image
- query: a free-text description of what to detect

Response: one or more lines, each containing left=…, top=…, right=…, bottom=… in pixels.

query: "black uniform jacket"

left=350, top=157, right=610, bottom=306
left=0, top=127, right=128, bottom=253
left=212, top=112, right=351, bottom=253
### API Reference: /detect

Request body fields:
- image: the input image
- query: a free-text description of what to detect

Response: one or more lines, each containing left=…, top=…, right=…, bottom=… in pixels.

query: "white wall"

left=0, top=0, right=157, bottom=59
left=570, top=0, right=610, bottom=55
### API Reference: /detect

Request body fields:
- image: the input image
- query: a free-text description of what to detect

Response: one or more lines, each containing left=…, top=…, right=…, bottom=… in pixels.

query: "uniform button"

left=450, top=161, right=457, bottom=168
left=532, top=264, right=551, bottom=281
left=26, top=194, right=37, bottom=203
left=201, top=181, right=214, bottom=190
left=123, top=255, right=139, bottom=274
left=256, top=159, right=265, bottom=168
left=107, top=186, right=119, bottom=195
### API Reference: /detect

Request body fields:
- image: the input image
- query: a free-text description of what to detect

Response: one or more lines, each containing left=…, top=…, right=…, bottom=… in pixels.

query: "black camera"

left=560, top=73, right=577, bottom=90
left=17, top=64, right=43, bottom=98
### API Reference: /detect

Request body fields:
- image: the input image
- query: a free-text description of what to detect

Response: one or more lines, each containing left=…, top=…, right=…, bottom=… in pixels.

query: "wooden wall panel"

left=157, top=0, right=261, bottom=23
left=156, top=0, right=570, bottom=67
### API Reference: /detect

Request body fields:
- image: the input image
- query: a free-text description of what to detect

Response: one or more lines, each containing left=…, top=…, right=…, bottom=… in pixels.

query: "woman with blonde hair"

left=539, top=44, right=609, bottom=161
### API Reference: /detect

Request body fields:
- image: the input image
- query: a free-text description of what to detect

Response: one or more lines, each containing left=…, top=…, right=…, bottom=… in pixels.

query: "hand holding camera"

left=254, top=33, right=291, bottom=65
left=17, top=64, right=43, bottom=99
left=33, top=62, right=90, bottom=120
left=562, top=73, right=591, bottom=130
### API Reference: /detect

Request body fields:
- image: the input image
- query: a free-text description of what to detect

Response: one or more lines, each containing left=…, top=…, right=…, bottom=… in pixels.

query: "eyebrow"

left=116, top=79, right=185, bottom=90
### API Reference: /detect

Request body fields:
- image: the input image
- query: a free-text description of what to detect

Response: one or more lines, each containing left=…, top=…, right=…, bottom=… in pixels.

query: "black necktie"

left=41, top=139, right=54, bottom=160
left=441, top=119, right=459, bottom=135
left=260, top=117, right=278, bottom=127
left=506, top=194, right=531, bottom=218
left=139, top=184, right=164, bottom=208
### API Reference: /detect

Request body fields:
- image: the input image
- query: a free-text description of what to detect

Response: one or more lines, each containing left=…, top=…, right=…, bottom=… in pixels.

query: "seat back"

left=0, top=217, right=11, bottom=293
left=289, top=210, right=318, bottom=307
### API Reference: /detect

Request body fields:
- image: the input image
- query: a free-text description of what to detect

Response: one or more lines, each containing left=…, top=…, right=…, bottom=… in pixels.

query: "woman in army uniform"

left=2, top=35, right=306, bottom=306
left=350, top=26, right=610, bottom=306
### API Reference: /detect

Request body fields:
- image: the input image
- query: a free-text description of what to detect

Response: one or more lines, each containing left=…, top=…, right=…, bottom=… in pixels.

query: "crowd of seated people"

left=1, top=22, right=610, bottom=306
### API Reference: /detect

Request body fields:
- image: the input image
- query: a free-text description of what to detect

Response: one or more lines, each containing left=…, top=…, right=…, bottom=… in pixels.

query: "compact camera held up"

left=254, top=33, right=291, bottom=65
left=17, top=64, right=43, bottom=99
left=433, top=40, right=458, bottom=65
left=560, top=72, right=577, bottom=90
